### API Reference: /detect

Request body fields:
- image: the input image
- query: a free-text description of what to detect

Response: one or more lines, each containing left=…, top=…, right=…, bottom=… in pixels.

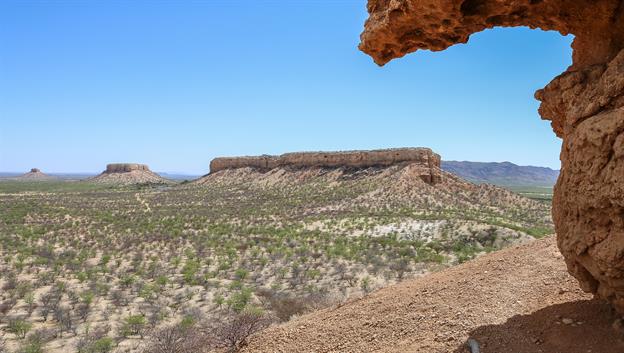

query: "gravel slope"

left=243, top=236, right=623, bottom=353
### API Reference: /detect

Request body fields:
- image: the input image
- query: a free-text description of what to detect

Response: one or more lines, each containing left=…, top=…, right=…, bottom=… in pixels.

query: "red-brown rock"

left=360, top=0, right=624, bottom=312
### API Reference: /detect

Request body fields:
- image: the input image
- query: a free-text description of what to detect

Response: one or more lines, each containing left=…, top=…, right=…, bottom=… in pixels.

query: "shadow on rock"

left=453, top=299, right=624, bottom=353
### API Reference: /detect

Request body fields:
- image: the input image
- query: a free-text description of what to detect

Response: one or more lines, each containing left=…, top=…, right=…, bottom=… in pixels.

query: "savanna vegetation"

left=0, top=166, right=552, bottom=352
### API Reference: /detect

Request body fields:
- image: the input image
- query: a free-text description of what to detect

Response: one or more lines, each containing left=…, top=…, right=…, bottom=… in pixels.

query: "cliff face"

left=90, top=163, right=171, bottom=185
left=105, top=163, right=151, bottom=173
left=360, top=0, right=624, bottom=312
left=210, top=148, right=442, bottom=184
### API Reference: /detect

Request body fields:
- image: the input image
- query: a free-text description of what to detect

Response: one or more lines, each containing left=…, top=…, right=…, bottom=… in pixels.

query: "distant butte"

left=14, top=168, right=57, bottom=181
left=89, top=163, right=171, bottom=185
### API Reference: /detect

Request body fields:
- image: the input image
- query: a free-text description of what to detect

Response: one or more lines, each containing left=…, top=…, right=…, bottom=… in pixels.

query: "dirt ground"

left=243, top=236, right=624, bottom=353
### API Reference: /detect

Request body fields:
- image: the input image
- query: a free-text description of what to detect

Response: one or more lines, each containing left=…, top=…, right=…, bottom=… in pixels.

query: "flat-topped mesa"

left=90, top=163, right=171, bottom=185
left=104, top=163, right=151, bottom=174
left=16, top=168, right=56, bottom=181
left=210, top=148, right=442, bottom=184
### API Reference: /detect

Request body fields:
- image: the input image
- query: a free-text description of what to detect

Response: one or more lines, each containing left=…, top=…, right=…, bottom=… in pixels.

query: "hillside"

left=196, top=162, right=553, bottom=240
left=243, top=236, right=621, bottom=353
left=88, top=163, right=172, bottom=185
left=441, top=161, right=559, bottom=188
left=0, top=149, right=554, bottom=353
left=1, top=168, right=59, bottom=181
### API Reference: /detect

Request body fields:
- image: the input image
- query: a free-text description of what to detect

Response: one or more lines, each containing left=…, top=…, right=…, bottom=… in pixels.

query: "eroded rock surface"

left=90, top=163, right=171, bottom=185
left=360, top=0, right=624, bottom=312
left=210, top=148, right=442, bottom=184
left=104, top=163, right=151, bottom=173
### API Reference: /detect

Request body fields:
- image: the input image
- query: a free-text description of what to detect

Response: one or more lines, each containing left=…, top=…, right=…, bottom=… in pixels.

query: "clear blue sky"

left=0, top=1, right=572, bottom=174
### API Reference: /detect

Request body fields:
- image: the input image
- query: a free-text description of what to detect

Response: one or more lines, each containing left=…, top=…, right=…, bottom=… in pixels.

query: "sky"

left=0, top=1, right=573, bottom=174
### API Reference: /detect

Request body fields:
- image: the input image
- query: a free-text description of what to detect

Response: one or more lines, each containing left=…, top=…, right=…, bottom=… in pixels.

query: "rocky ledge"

left=210, top=148, right=442, bottom=184
left=90, top=163, right=171, bottom=185
left=104, top=163, right=151, bottom=173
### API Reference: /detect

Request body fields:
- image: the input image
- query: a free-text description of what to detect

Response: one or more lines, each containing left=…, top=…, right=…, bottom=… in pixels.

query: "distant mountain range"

left=1, top=162, right=558, bottom=188
left=441, top=161, right=559, bottom=188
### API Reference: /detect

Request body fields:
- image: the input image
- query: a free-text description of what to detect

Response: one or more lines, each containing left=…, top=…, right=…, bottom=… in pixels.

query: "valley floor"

left=0, top=167, right=557, bottom=352
left=243, top=235, right=623, bottom=353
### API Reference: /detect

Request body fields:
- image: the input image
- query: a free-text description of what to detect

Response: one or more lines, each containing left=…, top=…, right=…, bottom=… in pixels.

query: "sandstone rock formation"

left=104, top=163, right=151, bottom=173
left=15, top=168, right=57, bottom=181
left=90, top=163, right=171, bottom=185
left=209, top=148, right=442, bottom=184
left=360, top=0, right=624, bottom=312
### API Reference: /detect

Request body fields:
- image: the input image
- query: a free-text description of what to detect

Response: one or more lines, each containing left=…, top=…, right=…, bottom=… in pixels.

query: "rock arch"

left=360, top=0, right=624, bottom=312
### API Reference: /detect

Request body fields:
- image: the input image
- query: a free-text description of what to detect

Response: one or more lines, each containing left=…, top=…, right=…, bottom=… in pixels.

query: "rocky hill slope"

left=0, top=149, right=556, bottom=353
left=441, top=161, right=559, bottom=188
left=7, top=168, right=58, bottom=181
left=88, top=163, right=172, bottom=185
left=210, top=148, right=441, bottom=184
left=197, top=148, right=553, bottom=244
left=243, top=236, right=622, bottom=353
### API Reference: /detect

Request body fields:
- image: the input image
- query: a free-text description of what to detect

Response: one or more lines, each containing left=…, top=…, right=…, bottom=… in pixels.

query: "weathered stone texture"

left=105, top=163, right=150, bottom=173
left=360, top=0, right=624, bottom=312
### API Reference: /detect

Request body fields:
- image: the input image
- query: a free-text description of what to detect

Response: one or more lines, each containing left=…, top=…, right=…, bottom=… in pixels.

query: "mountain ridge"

left=441, top=160, right=559, bottom=188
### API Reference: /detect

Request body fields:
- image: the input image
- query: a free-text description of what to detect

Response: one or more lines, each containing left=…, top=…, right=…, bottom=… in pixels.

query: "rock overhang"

left=359, top=0, right=624, bottom=70
left=359, top=0, right=624, bottom=313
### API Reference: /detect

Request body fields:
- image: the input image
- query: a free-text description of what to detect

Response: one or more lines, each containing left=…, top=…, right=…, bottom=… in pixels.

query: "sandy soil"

left=243, top=236, right=624, bottom=353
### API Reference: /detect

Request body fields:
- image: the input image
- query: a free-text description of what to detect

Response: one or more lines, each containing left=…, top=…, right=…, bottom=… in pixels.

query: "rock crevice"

left=359, top=0, right=624, bottom=312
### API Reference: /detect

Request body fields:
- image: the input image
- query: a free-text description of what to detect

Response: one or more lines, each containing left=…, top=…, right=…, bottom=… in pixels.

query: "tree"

left=77, top=302, right=91, bottom=322
left=77, top=337, right=114, bottom=353
left=142, top=325, right=207, bottom=353
left=39, top=290, right=60, bottom=322
left=215, top=309, right=272, bottom=351
left=24, top=293, right=36, bottom=316
left=76, top=324, right=112, bottom=353
left=360, top=276, right=372, bottom=293
left=213, top=294, right=225, bottom=309
left=54, top=306, right=76, bottom=337
left=226, top=288, right=252, bottom=312
left=7, top=319, right=32, bottom=339
left=119, top=315, right=147, bottom=338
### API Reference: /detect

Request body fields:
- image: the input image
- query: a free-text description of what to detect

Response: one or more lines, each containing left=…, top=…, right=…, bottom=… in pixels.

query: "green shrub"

left=8, top=319, right=32, bottom=339
left=227, top=287, right=253, bottom=312
left=119, top=315, right=146, bottom=338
